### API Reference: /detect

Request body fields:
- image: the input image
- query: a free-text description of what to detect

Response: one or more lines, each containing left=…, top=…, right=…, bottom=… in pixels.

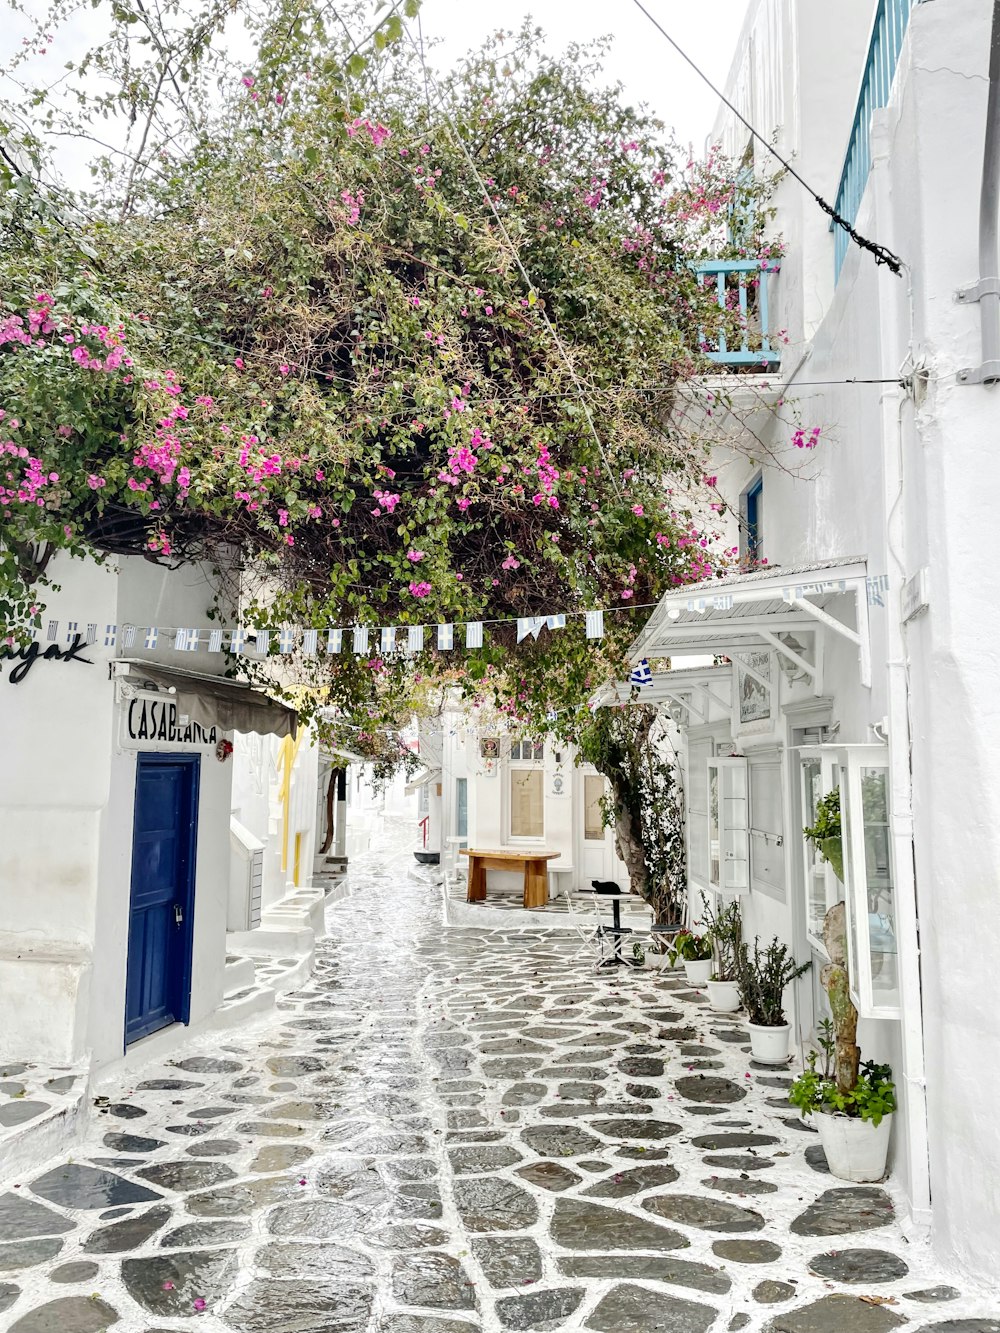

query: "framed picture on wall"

left=733, top=650, right=776, bottom=737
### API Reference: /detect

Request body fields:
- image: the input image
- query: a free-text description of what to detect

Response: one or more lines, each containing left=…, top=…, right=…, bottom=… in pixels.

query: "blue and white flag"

left=121, top=624, right=137, bottom=650
left=278, top=627, right=295, bottom=654
left=144, top=627, right=159, bottom=651
left=255, top=629, right=270, bottom=655
left=228, top=628, right=246, bottom=654
left=437, top=623, right=454, bottom=650
left=629, top=658, right=653, bottom=687
left=104, top=624, right=117, bottom=647
left=352, top=626, right=369, bottom=655
left=380, top=626, right=397, bottom=655
left=46, top=620, right=58, bottom=642
left=465, top=621, right=483, bottom=648
left=407, top=625, right=424, bottom=653
left=208, top=629, right=224, bottom=654
left=326, top=629, right=343, bottom=655
left=585, top=610, right=604, bottom=640
left=517, top=617, right=544, bottom=643
left=546, top=614, right=566, bottom=631
left=301, top=629, right=318, bottom=656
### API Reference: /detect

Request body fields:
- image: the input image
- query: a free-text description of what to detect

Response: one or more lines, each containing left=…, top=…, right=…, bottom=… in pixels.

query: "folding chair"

left=563, top=886, right=605, bottom=966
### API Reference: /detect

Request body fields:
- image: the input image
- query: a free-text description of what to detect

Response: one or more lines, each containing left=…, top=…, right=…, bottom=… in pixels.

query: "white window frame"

left=507, top=737, right=545, bottom=842
left=707, top=756, right=750, bottom=896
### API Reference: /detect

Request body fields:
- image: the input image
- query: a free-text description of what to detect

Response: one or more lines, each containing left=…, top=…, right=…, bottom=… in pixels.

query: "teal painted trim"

left=694, top=259, right=781, bottom=368
left=833, top=0, right=916, bottom=280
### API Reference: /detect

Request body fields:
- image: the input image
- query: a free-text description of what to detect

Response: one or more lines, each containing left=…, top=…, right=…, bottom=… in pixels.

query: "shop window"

left=749, top=757, right=785, bottom=899
left=707, top=757, right=749, bottom=894
left=687, top=739, right=715, bottom=885
left=584, top=774, right=607, bottom=840
left=510, top=769, right=544, bottom=838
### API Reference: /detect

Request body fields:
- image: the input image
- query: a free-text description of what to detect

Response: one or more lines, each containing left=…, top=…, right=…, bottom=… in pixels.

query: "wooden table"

left=460, top=848, right=561, bottom=909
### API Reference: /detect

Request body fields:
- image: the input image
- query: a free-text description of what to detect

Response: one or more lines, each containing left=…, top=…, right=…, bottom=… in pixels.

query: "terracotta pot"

left=816, top=1111, right=893, bottom=1182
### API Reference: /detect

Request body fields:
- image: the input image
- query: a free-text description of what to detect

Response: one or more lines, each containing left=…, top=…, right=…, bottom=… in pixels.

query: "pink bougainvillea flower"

left=408, top=581, right=432, bottom=598
left=406, top=549, right=425, bottom=562
left=193, top=1297, right=207, bottom=1311
left=162, top=1281, right=175, bottom=1291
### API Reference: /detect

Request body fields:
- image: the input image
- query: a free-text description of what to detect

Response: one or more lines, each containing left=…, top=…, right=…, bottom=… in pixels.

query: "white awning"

left=628, top=558, right=873, bottom=691
left=405, top=767, right=442, bottom=795
left=114, top=659, right=297, bottom=738
left=593, top=664, right=734, bottom=720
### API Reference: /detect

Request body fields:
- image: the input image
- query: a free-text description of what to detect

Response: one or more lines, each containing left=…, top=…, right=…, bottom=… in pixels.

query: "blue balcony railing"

left=695, top=259, right=781, bottom=369
left=833, top=0, right=917, bottom=279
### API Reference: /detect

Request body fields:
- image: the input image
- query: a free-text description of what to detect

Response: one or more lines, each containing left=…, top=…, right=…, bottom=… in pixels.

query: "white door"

left=577, top=770, right=621, bottom=884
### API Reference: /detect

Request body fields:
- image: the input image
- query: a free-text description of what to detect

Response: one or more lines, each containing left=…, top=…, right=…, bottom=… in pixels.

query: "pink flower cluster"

left=793, top=426, right=822, bottom=449
left=347, top=118, right=391, bottom=148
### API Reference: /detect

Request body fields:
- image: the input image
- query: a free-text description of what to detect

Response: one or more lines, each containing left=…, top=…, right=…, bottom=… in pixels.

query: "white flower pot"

left=706, top=978, right=741, bottom=1012
left=683, top=958, right=714, bottom=986
left=816, top=1111, right=893, bottom=1183
left=747, top=1022, right=791, bottom=1064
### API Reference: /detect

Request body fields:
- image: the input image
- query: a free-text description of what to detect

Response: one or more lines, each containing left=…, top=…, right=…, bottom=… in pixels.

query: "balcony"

left=694, top=259, right=781, bottom=369
left=833, top=0, right=917, bottom=279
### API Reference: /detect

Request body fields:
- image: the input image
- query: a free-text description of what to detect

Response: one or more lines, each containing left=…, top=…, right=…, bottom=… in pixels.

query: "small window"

left=743, top=475, right=763, bottom=562
left=510, top=769, right=544, bottom=838
left=511, top=739, right=544, bottom=763
left=455, top=778, right=468, bottom=838
left=584, top=774, right=607, bottom=840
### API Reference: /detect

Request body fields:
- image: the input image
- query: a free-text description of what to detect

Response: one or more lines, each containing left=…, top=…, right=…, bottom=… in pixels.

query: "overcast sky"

left=415, top=0, right=752, bottom=155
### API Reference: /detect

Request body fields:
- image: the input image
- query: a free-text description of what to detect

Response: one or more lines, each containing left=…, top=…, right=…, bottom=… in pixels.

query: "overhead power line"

left=629, top=0, right=904, bottom=276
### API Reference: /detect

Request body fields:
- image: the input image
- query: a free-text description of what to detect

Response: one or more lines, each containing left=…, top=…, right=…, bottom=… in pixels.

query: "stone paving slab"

left=0, top=823, right=998, bottom=1332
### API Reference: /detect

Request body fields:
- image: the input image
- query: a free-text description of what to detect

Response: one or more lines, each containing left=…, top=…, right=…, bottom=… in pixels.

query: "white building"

left=425, top=701, right=628, bottom=901
left=630, top=0, right=1000, bottom=1281
left=0, top=551, right=327, bottom=1162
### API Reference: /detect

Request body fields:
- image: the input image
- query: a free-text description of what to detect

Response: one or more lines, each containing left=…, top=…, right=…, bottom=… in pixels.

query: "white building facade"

left=633, top=0, right=1000, bottom=1280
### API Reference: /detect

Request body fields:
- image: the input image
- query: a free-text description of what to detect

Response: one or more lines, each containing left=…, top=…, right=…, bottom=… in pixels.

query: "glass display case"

left=797, top=747, right=843, bottom=954
left=839, top=744, right=899, bottom=1018
left=707, top=757, right=749, bottom=895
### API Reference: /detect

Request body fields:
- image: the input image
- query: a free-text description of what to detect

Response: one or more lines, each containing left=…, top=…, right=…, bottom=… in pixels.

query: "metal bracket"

left=957, top=361, right=1000, bottom=385
left=956, top=277, right=1000, bottom=303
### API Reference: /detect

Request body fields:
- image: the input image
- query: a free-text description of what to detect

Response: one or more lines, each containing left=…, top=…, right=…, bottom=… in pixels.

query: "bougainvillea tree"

left=1, top=0, right=774, bottom=899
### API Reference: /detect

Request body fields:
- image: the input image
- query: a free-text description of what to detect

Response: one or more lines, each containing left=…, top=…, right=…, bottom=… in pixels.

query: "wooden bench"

left=460, top=848, right=561, bottom=909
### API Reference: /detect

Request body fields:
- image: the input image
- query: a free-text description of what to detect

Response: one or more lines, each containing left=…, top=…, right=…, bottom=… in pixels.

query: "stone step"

left=222, top=953, right=256, bottom=997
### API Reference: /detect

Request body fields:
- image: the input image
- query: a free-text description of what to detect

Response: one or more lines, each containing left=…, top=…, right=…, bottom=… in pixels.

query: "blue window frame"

left=743, top=475, right=763, bottom=561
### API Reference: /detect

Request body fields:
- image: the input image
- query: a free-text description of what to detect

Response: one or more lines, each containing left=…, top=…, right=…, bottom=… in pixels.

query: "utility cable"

left=629, top=0, right=904, bottom=276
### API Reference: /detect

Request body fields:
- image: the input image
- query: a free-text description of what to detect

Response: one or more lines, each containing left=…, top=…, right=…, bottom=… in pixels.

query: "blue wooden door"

left=125, top=754, right=200, bottom=1045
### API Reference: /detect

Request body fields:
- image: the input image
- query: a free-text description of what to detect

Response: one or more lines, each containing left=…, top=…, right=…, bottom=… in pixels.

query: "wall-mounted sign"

left=122, top=696, right=219, bottom=750
left=0, top=634, right=94, bottom=685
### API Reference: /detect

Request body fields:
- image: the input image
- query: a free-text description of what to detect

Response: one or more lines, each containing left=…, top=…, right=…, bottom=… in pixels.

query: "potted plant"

left=787, top=903, right=896, bottom=1181
left=700, top=894, right=743, bottom=1012
left=668, top=929, right=714, bottom=985
left=630, top=939, right=647, bottom=969
left=803, top=788, right=844, bottom=882
left=735, top=936, right=810, bottom=1063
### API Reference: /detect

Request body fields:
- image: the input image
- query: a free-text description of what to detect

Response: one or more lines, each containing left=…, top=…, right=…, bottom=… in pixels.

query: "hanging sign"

left=121, top=696, right=220, bottom=751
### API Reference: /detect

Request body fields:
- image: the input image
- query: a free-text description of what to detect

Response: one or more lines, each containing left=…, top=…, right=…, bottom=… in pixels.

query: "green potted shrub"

left=667, top=929, right=714, bottom=986
left=735, top=936, right=810, bottom=1063
left=700, top=894, right=742, bottom=1012
left=788, top=903, right=896, bottom=1181
left=803, top=788, right=844, bottom=881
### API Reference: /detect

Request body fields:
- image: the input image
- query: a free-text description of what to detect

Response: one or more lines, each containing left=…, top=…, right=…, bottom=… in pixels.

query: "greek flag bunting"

left=208, top=629, right=224, bottom=654
left=144, top=627, right=158, bottom=650
left=301, top=629, right=318, bottom=656
left=46, top=620, right=58, bottom=641
left=66, top=621, right=78, bottom=643
left=228, top=628, right=246, bottom=654
left=629, top=658, right=653, bottom=687
left=279, top=627, right=295, bottom=654
left=86, top=623, right=98, bottom=644
left=255, top=629, right=270, bottom=654
left=122, top=624, right=137, bottom=649
left=326, top=629, right=343, bottom=655
left=465, top=622, right=483, bottom=649
left=380, top=626, right=397, bottom=655
left=585, top=610, right=604, bottom=640
left=104, top=624, right=117, bottom=647
left=407, top=625, right=424, bottom=653
left=352, top=626, right=369, bottom=654
left=437, top=623, right=454, bottom=650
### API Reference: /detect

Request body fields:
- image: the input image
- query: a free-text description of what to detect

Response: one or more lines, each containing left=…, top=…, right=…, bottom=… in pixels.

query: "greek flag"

left=465, top=621, right=483, bottom=648
left=629, top=658, right=653, bottom=687
left=585, top=610, right=604, bottom=640
left=407, top=625, right=424, bottom=653
left=301, top=629, right=318, bottom=656
left=352, top=626, right=369, bottom=654
left=437, top=623, right=454, bottom=650
left=380, top=626, right=397, bottom=655
left=208, top=629, right=224, bottom=653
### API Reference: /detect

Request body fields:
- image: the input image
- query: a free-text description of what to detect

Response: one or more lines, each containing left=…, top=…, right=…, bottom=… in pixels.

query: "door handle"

left=174, top=904, right=184, bottom=927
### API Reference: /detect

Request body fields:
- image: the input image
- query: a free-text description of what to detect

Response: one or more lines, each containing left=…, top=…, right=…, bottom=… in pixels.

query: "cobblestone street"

left=1, top=825, right=997, bottom=1333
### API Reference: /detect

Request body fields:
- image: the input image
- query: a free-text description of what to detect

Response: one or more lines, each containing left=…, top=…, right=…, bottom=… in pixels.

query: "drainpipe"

left=957, top=0, right=1000, bottom=385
